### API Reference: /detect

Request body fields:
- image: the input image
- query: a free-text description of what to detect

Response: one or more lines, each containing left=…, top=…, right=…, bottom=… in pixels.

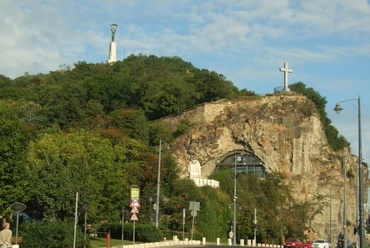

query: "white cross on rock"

left=279, top=62, right=293, bottom=91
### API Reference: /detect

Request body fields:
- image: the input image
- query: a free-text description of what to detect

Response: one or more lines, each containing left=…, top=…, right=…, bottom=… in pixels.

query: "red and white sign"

left=129, top=198, right=141, bottom=208
left=129, top=198, right=140, bottom=221
left=130, top=213, right=138, bottom=221
left=131, top=207, right=139, bottom=214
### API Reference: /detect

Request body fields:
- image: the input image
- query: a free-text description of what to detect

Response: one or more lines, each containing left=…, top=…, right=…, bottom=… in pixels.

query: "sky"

left=1, top=0, right=370, bottom=166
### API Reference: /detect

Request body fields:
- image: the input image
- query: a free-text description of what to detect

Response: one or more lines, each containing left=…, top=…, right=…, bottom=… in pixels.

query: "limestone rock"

left=161, top=93, right=367, bottom=241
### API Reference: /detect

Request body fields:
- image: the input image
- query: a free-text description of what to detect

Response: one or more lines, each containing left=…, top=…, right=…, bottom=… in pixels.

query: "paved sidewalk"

left=103, top=239, right=202, bottom=248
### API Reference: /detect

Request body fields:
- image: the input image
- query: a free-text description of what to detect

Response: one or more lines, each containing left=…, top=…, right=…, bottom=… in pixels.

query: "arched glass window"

left=217, top=152, right=267, bottom=178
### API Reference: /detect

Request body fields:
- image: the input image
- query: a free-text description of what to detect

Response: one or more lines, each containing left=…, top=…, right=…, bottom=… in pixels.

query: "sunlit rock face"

left=159, top=93, right=366, bottom=241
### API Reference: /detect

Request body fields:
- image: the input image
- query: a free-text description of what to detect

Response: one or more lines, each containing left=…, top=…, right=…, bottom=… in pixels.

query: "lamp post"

left=254, top=208, right=257, bottom=246
left=334, top=96, right=364, bottom=248
left=343, top=157, right=347, bottom=248
left=330, top=187, right=332, bottom=245
left=10, top=202, right=26, bottom=247
left=156, top=139, right=169, bottom=228
left=233, top=154, right=240, bottom=246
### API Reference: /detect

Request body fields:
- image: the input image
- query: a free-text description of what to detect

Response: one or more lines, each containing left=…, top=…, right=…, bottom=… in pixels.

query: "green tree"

left=0, top=102, right=30, bottom=209
left=209, top=170, right=319, bottom=242
left=149, top=122, right=173, bottom=147
left=24, top=127, right=147, bottom=222
left=108, top=108, right=149, bottom=143
left=195, top=70, right=238, bottom=103
left=196, top=186, right=230, bottom=241
left=39, top=81, right=88, bottom=129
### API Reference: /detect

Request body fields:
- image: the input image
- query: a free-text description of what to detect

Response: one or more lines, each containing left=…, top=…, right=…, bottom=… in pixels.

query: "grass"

left=89, top=237, right=135, bottom=248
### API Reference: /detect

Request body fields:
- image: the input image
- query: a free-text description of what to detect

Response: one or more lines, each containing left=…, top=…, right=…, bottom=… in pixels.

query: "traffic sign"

left=189, top=201, right=200, bottom=211
left=130, top=199, right=141, bottom=208
left=130, top=213, right=139, bottom=221
left=131, top=207, right=139, bottom=214
left=183, top=208, right=186, bottom=223
left=130, top=185, right=140, bottom=200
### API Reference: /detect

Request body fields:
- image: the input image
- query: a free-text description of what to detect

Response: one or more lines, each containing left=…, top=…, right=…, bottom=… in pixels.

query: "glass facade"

left=217, top=153, right=267, bottom=178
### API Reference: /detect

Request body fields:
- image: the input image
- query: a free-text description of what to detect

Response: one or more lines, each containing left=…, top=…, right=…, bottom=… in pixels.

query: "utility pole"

left=233, top=154, right=237, bottom=246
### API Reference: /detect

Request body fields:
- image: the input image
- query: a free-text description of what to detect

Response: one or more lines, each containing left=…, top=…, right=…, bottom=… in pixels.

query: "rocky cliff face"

left=161, top=93, right=366, bottom=242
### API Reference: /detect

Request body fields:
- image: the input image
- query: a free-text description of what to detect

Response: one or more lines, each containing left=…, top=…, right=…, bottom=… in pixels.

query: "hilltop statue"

left=110, top=23, right=118, bottom=42
left=108, top=24, right=118, bottom=63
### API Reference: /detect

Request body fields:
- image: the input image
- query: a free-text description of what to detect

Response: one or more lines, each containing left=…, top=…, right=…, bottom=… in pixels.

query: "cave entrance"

left=216, top=152, right=267, bottom=178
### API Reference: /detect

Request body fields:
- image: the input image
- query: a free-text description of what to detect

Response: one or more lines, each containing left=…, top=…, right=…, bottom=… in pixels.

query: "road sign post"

left=189, top=201, right=200, bottom=240
left=182, top=208, right=186, bottom=240
left=130, top=185, right=140, bottom=244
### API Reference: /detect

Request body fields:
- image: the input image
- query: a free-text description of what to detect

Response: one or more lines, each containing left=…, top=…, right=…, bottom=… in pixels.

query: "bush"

left=109, top=222, right=163, bottom=242
left=21, top=219, right=87, bottom=248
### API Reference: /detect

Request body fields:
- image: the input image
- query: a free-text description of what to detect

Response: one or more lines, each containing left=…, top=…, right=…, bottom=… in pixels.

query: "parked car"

left=284, top=238, right=312, bottom=248
left=312, top=239, right=331, bottom=248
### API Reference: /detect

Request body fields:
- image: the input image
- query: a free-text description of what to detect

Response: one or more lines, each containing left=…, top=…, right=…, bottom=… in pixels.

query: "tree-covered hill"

left=0, top=54, right=240, bottom=131
left=0, top=55, right=349, bottom=246
left=0, top=55, right=246, bottom=245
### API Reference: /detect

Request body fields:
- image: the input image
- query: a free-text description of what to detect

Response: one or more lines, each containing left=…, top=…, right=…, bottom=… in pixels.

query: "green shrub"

left=108, top=222, right=162, bottom=242
left=21, top=219, right=87, bottom=248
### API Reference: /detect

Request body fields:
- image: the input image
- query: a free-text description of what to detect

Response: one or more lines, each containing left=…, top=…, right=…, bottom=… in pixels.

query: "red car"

left=284, top=238, right=312, bottom=248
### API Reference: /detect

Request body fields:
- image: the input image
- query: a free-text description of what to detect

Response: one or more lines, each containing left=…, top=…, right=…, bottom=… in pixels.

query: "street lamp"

left=254, top=208, right=257, bottom=245
left=233, top=154, right=241, bottom=246
left=10, top=202, right=26, bottom=246
left=155, top=139, right=170, bottom=228
left=228, top=203, right=241, bottom=243
left=343, top=157, right=347, bottom=248
left=330, top=187, right=332, bottom=246
left=334, top=96, right=364, bottom=248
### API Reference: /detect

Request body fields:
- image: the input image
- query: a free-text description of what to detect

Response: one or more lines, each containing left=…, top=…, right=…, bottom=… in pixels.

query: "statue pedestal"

left=108, top=41, right=117, bottom=63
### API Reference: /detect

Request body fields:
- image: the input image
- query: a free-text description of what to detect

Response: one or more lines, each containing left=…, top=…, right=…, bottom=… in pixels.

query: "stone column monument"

left=108, top=23, right=118, bottom=63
